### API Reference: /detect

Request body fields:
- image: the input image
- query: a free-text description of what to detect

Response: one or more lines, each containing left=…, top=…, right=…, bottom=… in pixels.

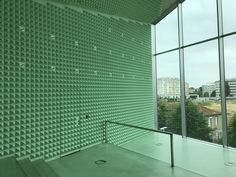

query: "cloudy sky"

left=155, top=0, right=236, bottom=88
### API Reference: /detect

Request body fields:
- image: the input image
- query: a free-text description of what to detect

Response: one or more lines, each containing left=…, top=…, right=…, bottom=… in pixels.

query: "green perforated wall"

left=0, top=0, right=153, bottom=160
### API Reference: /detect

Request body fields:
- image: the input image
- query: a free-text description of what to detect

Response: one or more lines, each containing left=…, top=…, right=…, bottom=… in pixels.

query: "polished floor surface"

left=122, top=133, right=236, bottom=177
left=48, top=143, right=204, bottom=177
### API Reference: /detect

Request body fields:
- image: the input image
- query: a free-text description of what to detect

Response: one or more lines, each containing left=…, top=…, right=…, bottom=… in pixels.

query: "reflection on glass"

left=224, top=35, right=236, bottom=148
left=156, top=51, right=182, bottom=135
left=182, top=0, right=217, bottom=45
left=222, top=0, right=236, bottom=34
left=184, top=40, right=222, bottom=144
left=156, top=9, right=178, bottom=53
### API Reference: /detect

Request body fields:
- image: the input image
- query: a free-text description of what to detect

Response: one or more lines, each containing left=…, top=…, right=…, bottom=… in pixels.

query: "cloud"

left=155, top=0, right=236, bottom=88
left=182, top=0, right=217, bottom=45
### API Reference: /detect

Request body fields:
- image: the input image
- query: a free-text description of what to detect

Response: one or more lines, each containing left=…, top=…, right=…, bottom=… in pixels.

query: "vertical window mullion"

left=152, top=25, right=158, bottom=130
left=216, top=0, right=228, bottom=147
left=178, top=3, right=186, bottom=137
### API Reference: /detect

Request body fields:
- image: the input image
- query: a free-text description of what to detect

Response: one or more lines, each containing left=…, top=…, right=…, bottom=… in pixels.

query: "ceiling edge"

left=152, top=0, right=185, bottom=25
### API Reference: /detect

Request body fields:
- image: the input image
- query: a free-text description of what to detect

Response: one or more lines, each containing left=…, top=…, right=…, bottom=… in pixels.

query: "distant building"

left=157, top=77, right=189, bottom=98
left=189, top=87, right=196, bottom=94
left=228, top=79, right=236, bottom=96
left=215, top=79, right=236, bottom=97
left=198, top=106, right=222, bottom=143
left=202, top=82, right=215, bottom=97
left=187, top=87, right=199, bottom=99
left=187, top=94, right=199, bottom=100
left=215, top=81, right=220, bottom=97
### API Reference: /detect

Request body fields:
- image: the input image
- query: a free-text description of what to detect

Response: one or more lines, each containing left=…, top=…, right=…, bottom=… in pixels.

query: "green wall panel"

left=0, top=0, right=153, bottom=160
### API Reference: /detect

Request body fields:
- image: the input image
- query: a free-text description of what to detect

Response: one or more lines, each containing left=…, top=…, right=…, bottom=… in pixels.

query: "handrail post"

left=104, top=120, right=175, bottom=167
left=170, top=134, right=174, bottom=167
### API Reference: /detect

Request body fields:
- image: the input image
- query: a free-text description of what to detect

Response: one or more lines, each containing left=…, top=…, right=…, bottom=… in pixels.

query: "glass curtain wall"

left=224, top=36, right=236, bottom=148
left=156, top=51, right=181, bottom=134
left=222, top=0, right=236, bottom=34
left=155, top=0, right=236, bottom=148
left=156, top=9, right=178, bottom=53
left=182, top=0, right=217, bottom=45
left=155, top=9, right=181, bottom=134
left=223, top=0, right=236, bottom=149
left=184, top=40, right=222, bottom=143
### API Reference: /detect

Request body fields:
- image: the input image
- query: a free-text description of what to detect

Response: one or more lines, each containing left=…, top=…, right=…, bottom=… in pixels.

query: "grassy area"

left=204, top=101, right=236, bottom=123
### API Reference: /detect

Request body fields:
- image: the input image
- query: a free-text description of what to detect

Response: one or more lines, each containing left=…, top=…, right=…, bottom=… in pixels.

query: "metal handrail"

left=104, top=120, right=174, bottom=167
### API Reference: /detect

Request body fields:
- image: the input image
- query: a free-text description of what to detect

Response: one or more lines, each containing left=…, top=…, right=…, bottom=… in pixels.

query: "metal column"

left=217, top=0, right=228, bottom=147
left=151, top=25, right=158, bottom=130
left=178, top=3, right=187, bottom=137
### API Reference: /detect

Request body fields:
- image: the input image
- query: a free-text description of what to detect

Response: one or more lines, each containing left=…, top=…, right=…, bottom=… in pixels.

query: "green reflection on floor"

left=122, top=133, right=236, bottom=177
left=48, top=143, right=204, bottom=177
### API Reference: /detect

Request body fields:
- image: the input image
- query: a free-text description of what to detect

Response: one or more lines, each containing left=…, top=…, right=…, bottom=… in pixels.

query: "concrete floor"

left=48, top=143, right=204, bottom=177
left=122, top=133, right=236, bottom=177
left=0, top=157, right=26, bottom=177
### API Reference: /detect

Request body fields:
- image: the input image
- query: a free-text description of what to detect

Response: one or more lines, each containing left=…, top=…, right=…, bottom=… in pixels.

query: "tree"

left=166, top=102, right=182, bottom=135
left=203, top=92, right=209, bottom=97
left=197, top=87, right=203, bottom=97
left=157, top=98, right=168, bottom=128
left=157, top=98, right=173, bottom=129
left=210, top=90, right=216, bottom=97
left=160, top=100, right=212, bottom=141
left=228, top=114, right=236, bottom=147
left=225, top=81, right=230, bottom=97
left=185, top=101, right=212, bottom=141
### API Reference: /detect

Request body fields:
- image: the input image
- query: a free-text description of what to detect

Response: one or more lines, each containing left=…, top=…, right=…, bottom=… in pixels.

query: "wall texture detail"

left=0, top=0, right=153, bottom=160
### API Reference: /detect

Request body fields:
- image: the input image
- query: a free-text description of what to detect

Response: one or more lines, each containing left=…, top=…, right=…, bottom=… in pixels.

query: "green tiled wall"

left=0, top=0, right=153, bottom=160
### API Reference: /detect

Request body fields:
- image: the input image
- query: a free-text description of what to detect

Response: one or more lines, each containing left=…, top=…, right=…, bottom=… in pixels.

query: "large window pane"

left=156, top=51, right=182, bottom=135
left=222, top=0, right=236, bottom=34
left=224, top=35, right=236, bottom=148
left=182, top=0, right=217, bottom=45
left=156, top=9, right=178, bottom=53
left=184, top=40, right=222, bottom=144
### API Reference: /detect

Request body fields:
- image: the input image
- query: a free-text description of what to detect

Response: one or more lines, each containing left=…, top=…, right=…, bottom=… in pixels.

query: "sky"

left=155, top=0, right=236, bottom=88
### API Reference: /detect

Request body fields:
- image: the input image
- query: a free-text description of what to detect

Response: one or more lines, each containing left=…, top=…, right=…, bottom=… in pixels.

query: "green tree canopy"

left=228, top=114, right=236, bottom=147
left=210, top=90, right=216, bottom=97
left=166, top=102, right=182, bottom=135
left=225, top=81, right=231, bottom=97
left=158, top=100, right=212, bottom=141
left=197, top=87, right=203, bottom=97
left=185, top=101, right=212, bottom=141
left=157, top=98, right=168, bottom=128
left=203, top=92, right=209, bottom=97
left=157, top=98, right=174, bottom=129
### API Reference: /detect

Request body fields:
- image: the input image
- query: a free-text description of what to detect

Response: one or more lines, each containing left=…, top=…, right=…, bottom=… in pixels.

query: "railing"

left=103, top=120, right=174, bottom=167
